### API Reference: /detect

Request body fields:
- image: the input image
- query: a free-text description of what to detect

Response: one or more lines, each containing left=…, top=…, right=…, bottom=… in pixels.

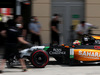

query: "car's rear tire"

left=30, top=50, right=49, bottom=68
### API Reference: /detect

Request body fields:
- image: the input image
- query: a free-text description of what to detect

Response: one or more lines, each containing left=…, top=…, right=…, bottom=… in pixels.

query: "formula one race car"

left=7, top=34, right=100, bottom=68
left=69, top=34, right=100, bottom=65
left=7, top=45, right=70, bottom=68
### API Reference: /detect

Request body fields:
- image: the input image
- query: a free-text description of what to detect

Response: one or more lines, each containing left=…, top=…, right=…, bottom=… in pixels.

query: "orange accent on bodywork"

left=74, top=49, right=100, bottom=61
left=92, top=36, right=100, bottom=40
left=61, top=44, right=64, bottom=46
left=65, top=46, right=69, bottom=48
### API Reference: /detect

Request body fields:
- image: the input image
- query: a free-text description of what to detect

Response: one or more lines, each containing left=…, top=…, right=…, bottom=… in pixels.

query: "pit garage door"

left=52, top=0, right=84, bottom=45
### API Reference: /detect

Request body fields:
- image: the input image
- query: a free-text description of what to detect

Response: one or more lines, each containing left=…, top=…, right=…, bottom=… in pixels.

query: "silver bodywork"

left=20, top=46, right=45, bottom=58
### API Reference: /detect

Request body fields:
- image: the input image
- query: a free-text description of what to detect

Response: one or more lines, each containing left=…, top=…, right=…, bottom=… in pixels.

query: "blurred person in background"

left=0, top=19, right=32, bottom=73
left=75, top=21, right=93, bottom=40
left=29, top=16, right=41, bottom=46
left=0, top=20, right=5, bottom=47
left=50, top=14, right=61, bottom=45
left=15, top=15, right=27, bottom=38
left=16, top=21, right=25, bottom=49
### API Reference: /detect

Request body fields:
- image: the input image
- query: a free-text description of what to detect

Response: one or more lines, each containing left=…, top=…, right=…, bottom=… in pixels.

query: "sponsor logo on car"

left=74, top=49, right=100, bottom=61
left=79, top=50, right=100, bottom=57
left=49, top=48, right=66, bottom=55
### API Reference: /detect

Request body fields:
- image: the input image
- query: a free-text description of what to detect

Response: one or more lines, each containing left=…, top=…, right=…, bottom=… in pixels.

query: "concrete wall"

left=32, top=0, right=51, bottom=45
left=86, top=0, right=100, bottom=34
left=31, top=0, right=100, bottom=44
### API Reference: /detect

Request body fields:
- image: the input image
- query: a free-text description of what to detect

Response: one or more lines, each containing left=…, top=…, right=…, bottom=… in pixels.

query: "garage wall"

left=32, top=0, right=51, bottom=45
left=31, top=0, right=100, bottom=45
left=86, top=0, right=100, bottom=34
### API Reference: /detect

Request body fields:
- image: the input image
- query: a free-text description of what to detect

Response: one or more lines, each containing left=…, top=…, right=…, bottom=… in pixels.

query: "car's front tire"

left=30, top=50, right=49, bottom=68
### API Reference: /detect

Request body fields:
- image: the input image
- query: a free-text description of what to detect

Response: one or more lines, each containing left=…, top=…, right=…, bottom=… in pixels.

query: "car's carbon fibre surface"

left=74, top=45, right=100, bottom=49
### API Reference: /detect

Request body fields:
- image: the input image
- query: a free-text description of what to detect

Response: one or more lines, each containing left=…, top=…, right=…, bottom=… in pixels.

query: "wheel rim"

left=32, top=50, right=49, bottom=67
left=34, top=53, right=47, bottom=65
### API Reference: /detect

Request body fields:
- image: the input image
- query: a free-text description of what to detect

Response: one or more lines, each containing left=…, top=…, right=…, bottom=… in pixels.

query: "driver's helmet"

left=73, top=40, right=81, bottom=45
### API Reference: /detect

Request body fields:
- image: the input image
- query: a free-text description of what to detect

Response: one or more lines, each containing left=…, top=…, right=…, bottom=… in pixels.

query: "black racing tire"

left=30, top=50, right=49, bottom=68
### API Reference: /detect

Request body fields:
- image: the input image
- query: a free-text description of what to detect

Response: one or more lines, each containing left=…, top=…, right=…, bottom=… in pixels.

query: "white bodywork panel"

left=20, top=46, right=45, bottom=58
